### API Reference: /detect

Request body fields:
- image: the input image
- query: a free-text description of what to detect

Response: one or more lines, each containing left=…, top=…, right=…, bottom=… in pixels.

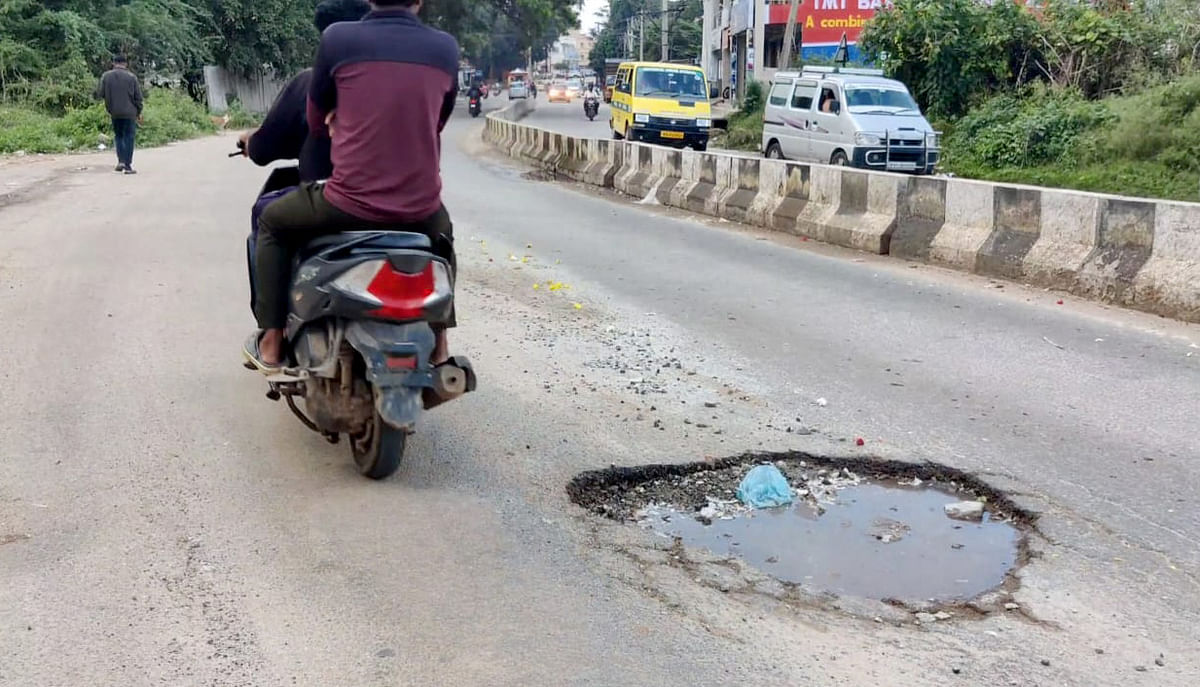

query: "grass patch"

left=0, top=89, right=217, bottom=155
left=712, top=81, right=765, bottom=153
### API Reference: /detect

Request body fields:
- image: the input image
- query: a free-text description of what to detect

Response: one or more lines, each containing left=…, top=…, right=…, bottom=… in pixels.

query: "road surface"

left=1, top=102, right=1198, bottom=686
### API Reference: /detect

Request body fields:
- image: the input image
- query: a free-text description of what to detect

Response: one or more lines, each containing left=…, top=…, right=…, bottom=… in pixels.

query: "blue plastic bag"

left=736, top=465, right=794, bottom=509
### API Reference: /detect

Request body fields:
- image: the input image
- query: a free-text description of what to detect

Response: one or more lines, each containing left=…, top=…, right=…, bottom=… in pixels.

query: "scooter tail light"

left=332, top=258, right=451, bottom=322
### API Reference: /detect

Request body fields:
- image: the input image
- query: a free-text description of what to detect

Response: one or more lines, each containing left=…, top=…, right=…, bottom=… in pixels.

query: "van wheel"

left=612, top=126, right=623, bottom=140
left=831, top=150, right=849, bottom=166
left=692, top=141, right=707, bottom=152
left=765, top=141, right=784, bottom=159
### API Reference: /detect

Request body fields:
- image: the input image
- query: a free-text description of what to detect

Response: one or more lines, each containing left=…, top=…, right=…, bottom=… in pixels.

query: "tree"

left=588, top=0, right=702, bottom=73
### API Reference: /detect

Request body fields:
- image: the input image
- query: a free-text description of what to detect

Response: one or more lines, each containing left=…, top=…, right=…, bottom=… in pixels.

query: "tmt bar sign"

left=766, top=0, right=889, bottom=49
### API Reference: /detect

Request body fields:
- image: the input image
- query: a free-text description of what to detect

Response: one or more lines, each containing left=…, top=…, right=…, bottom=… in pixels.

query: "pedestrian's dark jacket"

left=95, top=68, right=143, bottom=119
left=307, top=7, right=459, bottom=223
left=247, top=69, right=332, bottom=183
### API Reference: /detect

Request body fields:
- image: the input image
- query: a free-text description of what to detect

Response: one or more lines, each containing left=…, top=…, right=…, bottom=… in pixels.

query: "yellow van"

left=610, top=61, right=712, bottom=151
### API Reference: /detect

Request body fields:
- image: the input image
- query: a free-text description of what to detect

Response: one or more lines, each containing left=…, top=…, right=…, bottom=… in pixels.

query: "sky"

left=581, top=0, right=607, bottom=32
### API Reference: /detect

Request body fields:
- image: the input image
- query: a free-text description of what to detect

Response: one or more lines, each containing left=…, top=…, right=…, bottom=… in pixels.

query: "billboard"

left=766, top=0, right=888, bottom=49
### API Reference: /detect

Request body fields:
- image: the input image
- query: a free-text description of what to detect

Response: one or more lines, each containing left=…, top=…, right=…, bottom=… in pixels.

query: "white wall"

left=202, top=66, right=287, bottom=114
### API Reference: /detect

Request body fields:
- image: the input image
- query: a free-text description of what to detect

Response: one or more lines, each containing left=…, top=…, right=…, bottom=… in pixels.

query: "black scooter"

left=239, top=157, right=476, bottom=479
left=469, top=95, right=481, bottom=117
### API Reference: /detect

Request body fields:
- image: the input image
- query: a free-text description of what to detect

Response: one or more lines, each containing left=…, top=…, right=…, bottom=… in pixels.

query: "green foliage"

left=859, top=0, right=1042, bottom=118
left=224, top=100, right=263, bottom=129
left=943, top=75, right=1200, bottom=201
left=0, top=0, right=212, bottom=101
left=206, top=0, right=318, bottom=77
left=589, top=0, right=704, bottom=74
left=713, top=83, right=765, bottom=152
left=423, top=0, right=579, bottom=77
left=945, top=87, right=1114, bottom=169
left=0, top=88, right=215, bottom=154
left=740, top=80, right=763, bottom=116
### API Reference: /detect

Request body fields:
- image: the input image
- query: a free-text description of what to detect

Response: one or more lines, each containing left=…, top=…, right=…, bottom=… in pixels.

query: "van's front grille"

left=649, top=116, right=697, bottom=128
left=888, top=138, right=923, bottom=147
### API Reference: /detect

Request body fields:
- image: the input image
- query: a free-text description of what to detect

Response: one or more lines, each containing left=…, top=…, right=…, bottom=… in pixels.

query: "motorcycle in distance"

left=235, top=145, right=477, bottom=479
left=583, top=91, right=600, bottom=121
left=469, top=95, right=482, bottom=117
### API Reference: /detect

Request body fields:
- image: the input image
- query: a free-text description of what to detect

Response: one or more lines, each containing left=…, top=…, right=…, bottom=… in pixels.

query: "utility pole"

left=661, top=0, right=669, bottom=62
left=779, top=0, right=803, bottom=71
left=638, top=12, right=645, bottom=61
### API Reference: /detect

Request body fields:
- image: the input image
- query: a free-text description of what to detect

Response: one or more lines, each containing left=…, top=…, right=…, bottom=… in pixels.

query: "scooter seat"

left=300, top=231, right=432, bottom=260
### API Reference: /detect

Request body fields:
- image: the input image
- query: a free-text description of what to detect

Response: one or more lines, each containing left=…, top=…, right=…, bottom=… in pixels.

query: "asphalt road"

left=1, top=101, right=1198, bottom=686
left=521, top=95, right=616, bottom=140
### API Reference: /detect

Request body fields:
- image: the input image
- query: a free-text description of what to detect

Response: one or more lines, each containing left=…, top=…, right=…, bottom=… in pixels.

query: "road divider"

left=483, top=103, right=1200, bottom=323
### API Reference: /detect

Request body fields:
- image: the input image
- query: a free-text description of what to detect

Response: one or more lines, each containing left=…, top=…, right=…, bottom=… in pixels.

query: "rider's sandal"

left=242, top=330, right=285, bottom=375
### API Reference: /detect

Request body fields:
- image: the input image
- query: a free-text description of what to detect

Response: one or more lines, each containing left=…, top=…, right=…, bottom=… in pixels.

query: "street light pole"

left=639, top=12, right=645, bottom=61
left=661, top=0, right=669, bottom=61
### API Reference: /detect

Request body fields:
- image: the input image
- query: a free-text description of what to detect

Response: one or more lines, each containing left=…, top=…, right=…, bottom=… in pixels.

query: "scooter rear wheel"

left=349, top=407, right=406, bottom=480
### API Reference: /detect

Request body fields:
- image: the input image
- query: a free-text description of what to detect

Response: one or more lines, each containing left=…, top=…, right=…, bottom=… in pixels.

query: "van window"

left=633, top=66, right=706, bottom=99
left=790, top=80, right=817, bottom=110
left=616, top=69, right=632, bottom=94
left=818, top=86, right=840, bottom=114
left=768, top=82, right=790, bottom=107
left=844, top=85, right=920, bottom=114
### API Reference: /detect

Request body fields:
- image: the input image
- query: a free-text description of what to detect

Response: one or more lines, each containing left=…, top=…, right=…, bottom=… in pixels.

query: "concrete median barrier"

left=892, top=176, right=946, bottom=262
left=1132, top=202, right=1200, bottom=322
left=928, top=179, right=995, bottom=271
left=720, top=158, right=761, bottom=224
left=820, top=169, right=902, bottom=255
left=480, top=113, right=1200, bottom=324
left=976, top=186, right=1042, bottom=280
left=1022, top=190, right=1102, bottom=290
left=1076, top=198, right=1156, bottom=304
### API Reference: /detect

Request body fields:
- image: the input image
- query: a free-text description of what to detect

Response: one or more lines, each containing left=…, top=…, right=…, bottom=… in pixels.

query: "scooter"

left=238, top=155, right=476, bottom=480
left=583, top=92, right=599, bottom=121
left=469, top=95, right=481, bottom=117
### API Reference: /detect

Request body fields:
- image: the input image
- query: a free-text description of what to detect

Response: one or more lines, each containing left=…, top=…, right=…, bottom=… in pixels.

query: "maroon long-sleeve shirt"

left=307, top=8, right=459, bottom=223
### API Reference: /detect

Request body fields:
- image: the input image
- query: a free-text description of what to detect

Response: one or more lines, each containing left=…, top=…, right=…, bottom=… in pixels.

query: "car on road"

left=566, top=76, right=583, bottom=100
left=761, top=66, right=939, bottom=174
left=547, top=80, right=571, bottom=103
left=508, top=80, right=529, bottom=100
left=610, top=61, right=712, bottom=151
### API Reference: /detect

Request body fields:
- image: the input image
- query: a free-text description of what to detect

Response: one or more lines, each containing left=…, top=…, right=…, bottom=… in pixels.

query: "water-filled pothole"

left=569, top=452, right=1034, bottom=604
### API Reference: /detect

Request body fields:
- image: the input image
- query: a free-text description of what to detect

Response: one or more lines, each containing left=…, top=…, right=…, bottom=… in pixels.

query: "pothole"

left=569, top=451, right=1036, bottom=606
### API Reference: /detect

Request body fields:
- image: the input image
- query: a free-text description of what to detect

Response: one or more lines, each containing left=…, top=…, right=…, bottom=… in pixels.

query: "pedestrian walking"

left=95, top=55, right=144, bottom=174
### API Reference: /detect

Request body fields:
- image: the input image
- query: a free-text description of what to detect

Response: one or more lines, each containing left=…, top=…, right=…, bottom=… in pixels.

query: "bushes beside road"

left=943, top=77, right=1200, bottom=200
left=0, top=90, right=216, bottom=155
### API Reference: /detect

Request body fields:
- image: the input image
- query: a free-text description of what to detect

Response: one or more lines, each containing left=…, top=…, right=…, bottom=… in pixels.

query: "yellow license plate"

left=661, top=131, right=685, bottom=139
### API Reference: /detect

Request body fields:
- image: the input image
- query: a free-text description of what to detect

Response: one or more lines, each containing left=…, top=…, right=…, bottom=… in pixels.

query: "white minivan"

left=761, top=67, right=939, bottom=174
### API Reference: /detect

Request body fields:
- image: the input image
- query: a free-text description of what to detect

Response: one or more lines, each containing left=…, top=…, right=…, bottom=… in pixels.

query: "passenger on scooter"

left=239, top=0, right=370, bottom=182
left=245, top=0, right=460, bottom=372
left=239, top=0, right=370, bottom=315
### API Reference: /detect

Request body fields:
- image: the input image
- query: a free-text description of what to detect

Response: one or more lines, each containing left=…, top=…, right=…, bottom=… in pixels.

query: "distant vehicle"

left=508, top=80, right=529, bottom=100
left=547, top=80, right=571, bottom=103
left=761, top=67, right=940, bottom=174
left=566, top=76, right=583, bottom=100
left=604, top=75, right=616, bottom=103
left=609, top=61, right=712, bottom=151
